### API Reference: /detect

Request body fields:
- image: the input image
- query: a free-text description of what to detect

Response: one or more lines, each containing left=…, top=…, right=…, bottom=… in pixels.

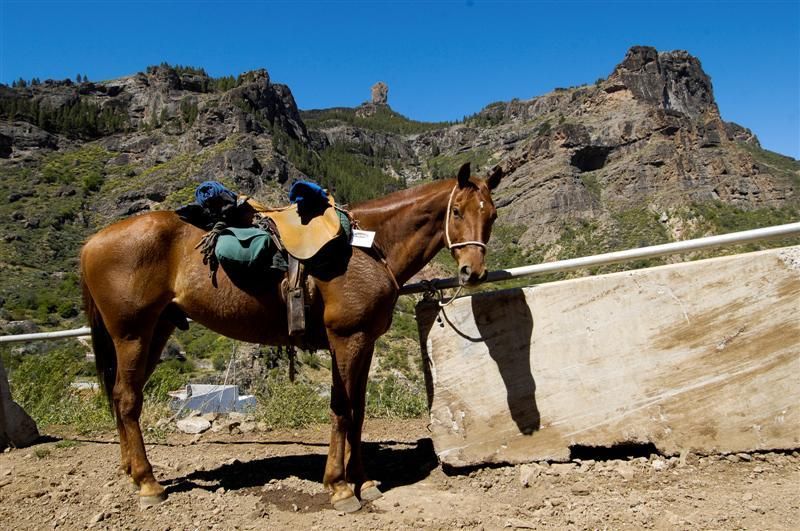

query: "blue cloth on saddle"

left=195, top=181, right=237, bottom=209
left=289, top=180, right=327, bottom=205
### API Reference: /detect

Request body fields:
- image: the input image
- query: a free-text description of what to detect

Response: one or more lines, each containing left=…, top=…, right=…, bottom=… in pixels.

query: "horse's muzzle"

left=459, top=265, right=488, bottom=286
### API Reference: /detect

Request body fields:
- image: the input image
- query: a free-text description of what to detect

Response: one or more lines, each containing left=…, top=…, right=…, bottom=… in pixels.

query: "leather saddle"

left=245, top=195, right=342, bottom=260
left=243, top=194, right=344, bottom=338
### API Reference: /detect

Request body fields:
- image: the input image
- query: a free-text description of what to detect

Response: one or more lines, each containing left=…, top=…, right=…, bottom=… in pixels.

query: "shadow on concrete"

left=418, top=288, right=539, bottom=436
left=470, top=289, right=540, bottom=435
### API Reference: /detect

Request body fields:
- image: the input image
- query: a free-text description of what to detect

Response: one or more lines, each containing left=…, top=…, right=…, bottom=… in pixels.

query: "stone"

left=176, top=417, right=211, bottom=434
left=239, top=421, right=258, bottom=433
left=570, top=482, right=591, bottom=496
left=0, top=356, right=39, bottom=449
left=418, top=247, right=800, bottom=467
left=550, top=463, right=576, bottom=476
left=616, top=463, right=635, bottom=481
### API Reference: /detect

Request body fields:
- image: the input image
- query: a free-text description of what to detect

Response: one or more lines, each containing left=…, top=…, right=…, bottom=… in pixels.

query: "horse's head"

left=446, top=162, right=504, bottom=286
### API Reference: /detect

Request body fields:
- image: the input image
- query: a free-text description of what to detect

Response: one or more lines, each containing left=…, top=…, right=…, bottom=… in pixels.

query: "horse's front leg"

left=345, top=346, right=382, bottom=503
left=324, top=331, right=378, bottom=512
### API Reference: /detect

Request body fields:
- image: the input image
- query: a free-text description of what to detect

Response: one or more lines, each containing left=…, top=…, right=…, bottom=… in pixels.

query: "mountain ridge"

left=0, top=45, right=798, bottom=330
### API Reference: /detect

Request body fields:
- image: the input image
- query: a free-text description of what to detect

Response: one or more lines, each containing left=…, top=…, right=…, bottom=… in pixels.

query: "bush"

left=7, top=344, right=112, bottom=433
left=252, top=375, right=329, bottom=429
left=366, top=375, right=427, bottom=419
left=144, top=359, right=191, bottom=401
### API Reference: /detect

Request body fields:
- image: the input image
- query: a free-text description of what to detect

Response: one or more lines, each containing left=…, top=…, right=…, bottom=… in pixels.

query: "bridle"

left=444, top=185, right=487, bottom=251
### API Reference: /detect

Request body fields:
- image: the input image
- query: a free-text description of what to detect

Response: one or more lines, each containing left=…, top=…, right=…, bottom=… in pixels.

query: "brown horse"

left=80, top=162, right=502, bottom=511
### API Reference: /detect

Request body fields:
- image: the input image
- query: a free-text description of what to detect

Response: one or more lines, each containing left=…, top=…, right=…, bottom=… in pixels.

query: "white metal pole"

left=0, top=326, right=91, bottom=343
left=2, top=222, right=799, bottom=342
left=400, top=221, right=800, bottom=294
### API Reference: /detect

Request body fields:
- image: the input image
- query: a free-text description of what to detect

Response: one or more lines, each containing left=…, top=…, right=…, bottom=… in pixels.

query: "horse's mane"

left=351, top=179, right=454, bottom=216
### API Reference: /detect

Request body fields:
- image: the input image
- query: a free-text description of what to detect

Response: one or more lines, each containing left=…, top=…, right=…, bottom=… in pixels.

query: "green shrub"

left=302, top=106, right=451, bottom=135
left=7, top=344, right=112, bottom=433
left=144, top=360, right=192, bottom=401
left=253, top=376, right=329, bottom=429
left=366, top=375, right=427, bottom=419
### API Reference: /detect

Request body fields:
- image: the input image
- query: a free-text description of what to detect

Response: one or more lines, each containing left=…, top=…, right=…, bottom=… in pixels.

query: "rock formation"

left=371, top=82, right=388, bottom=105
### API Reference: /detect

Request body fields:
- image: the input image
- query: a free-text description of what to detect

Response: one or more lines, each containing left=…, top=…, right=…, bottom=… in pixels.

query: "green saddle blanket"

left=215, top=227, right=287, bottom=273
left=214, top=210, right=352, bottom=276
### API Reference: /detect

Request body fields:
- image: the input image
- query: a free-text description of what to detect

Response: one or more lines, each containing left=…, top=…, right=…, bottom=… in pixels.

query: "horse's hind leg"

left=114, top=318, right=174, bottom=492
left=112, top=336, right=166, bottom=505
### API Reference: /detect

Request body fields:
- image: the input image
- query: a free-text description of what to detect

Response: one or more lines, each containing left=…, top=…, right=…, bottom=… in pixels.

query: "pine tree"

left=76, top=74, right=82, bottom=83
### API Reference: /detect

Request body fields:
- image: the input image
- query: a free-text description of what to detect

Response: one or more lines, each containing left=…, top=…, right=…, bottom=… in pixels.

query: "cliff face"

left=308, top=46, right=796, bottom=246
left=0, top=47, right=798, bottom=326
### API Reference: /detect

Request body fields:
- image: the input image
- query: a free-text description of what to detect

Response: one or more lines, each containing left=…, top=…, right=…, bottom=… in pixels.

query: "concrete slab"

left=417, top=247, right=800, bottom=467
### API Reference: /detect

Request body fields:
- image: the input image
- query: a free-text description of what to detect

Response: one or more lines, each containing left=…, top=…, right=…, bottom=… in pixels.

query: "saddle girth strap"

left=286, top=255, right=306, bottom=337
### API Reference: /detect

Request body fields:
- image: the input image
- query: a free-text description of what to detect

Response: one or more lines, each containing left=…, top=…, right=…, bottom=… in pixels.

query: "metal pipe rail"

left=400, top=220, right=800, bottom=294
left=0, top=326, right=91, bottom=343
left=2, top=221, right=799, bottom=343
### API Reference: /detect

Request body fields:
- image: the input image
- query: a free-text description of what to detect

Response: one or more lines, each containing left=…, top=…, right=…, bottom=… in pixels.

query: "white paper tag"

left=351, top=229, right=376, bottom=248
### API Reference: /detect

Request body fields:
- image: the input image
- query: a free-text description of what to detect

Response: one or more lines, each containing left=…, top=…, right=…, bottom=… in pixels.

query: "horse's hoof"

left=359, top=483, right=383, bottom=502
left=139, top=491, right=167, bottom=509
left=332, top=494, right=361, bottom=513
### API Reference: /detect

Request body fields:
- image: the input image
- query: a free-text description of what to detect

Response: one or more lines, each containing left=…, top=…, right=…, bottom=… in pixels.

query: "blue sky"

left=1, top=1, right=798, bottom=157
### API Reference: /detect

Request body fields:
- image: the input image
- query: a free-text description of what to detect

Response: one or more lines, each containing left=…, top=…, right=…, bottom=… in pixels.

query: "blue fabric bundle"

left=195, top=181, right=237, bottom=209
left=289, top=180, right=327, bottom=205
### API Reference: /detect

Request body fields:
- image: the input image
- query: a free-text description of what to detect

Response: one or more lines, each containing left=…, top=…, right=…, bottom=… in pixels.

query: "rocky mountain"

left=0, top=46, right=798, bottom=331
left=308, top=46, right=797, bottom=250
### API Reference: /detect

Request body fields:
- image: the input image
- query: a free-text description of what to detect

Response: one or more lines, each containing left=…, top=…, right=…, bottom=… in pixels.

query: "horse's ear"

left=457, top=162, right=471, bottom=188
left=487, top=165, right=504, bottom=190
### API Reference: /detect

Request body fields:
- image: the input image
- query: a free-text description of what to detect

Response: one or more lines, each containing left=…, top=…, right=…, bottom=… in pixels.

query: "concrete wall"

left=416, top=247, right=800, bottom=467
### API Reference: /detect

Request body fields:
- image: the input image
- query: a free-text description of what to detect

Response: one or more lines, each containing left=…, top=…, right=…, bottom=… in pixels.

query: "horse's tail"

left=81, top=270, right=116, bottom=414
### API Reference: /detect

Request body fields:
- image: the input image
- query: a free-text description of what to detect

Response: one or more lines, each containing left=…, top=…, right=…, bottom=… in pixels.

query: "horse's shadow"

left=164, top=438, right=438, bottom=496
left=425, top=288, right=540, bottom=435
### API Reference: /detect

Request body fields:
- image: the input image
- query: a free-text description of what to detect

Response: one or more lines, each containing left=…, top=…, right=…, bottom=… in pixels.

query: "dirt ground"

left=1, top=418, right=798, bottom=530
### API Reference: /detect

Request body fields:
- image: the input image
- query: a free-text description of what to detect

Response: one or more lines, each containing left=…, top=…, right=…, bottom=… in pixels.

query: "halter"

left=444, top=185, right=487, bottom=250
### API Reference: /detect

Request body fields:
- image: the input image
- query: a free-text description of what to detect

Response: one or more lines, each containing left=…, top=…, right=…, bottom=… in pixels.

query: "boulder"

left=0, top=356, right=39, bottom=449
left=176, top=417, right=211, bottom=434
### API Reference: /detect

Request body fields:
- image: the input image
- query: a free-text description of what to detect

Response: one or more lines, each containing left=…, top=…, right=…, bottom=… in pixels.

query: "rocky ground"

left=1, top=418, right=798, bottom=530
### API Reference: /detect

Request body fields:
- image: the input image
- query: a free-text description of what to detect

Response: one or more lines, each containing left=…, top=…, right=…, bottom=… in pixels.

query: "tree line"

left=0, top=96, right=128, bottom=139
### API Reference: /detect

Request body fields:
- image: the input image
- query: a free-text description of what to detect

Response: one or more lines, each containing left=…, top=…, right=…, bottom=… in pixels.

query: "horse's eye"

left=452, top=206, right=462, bottom=219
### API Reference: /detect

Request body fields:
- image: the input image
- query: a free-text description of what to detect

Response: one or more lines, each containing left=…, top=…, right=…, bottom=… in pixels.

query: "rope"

left=194, top=221, right=227, bottom=284
left=421, top=280, right=466, bottom=308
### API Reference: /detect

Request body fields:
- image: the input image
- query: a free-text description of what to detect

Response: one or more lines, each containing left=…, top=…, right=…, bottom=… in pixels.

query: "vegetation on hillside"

left=302, top=106, right=453, bottom=135
left=0, top=96, right=129, bottom=139
left=270, top=123, right=402, bottom=204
